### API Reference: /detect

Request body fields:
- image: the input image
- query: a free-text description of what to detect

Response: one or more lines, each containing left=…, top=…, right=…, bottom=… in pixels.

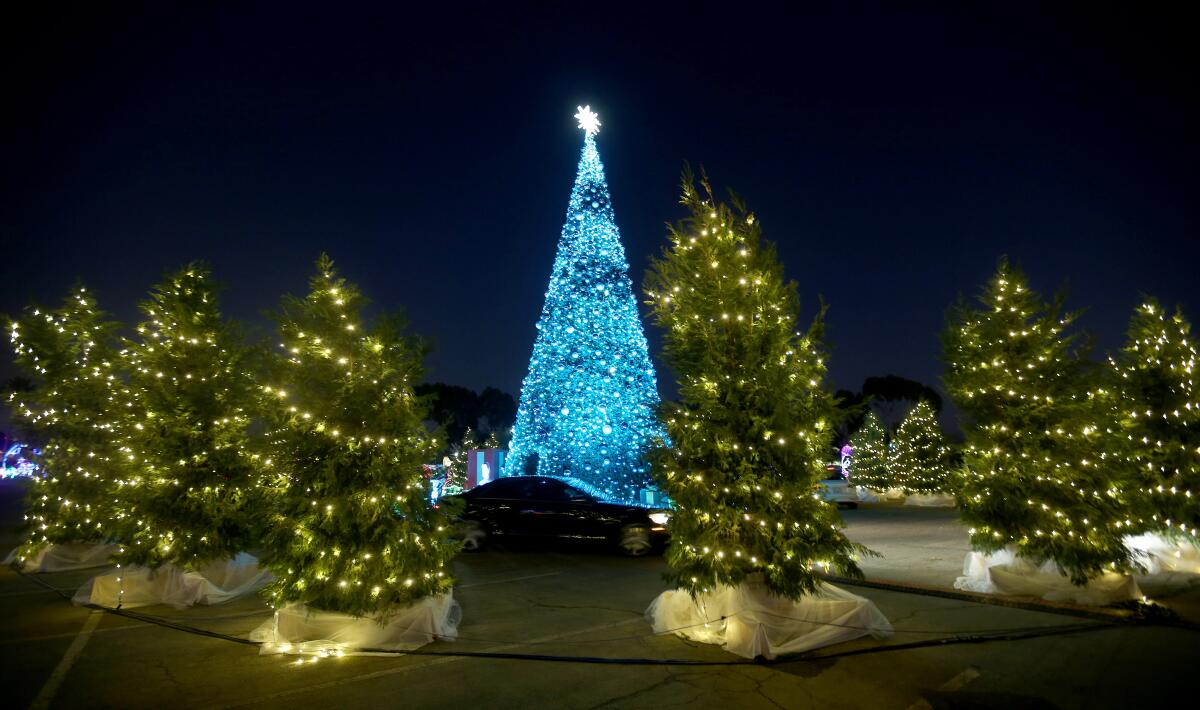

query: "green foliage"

left=5, top=286, right=125, bottom=564
left=943, top=258, right=1134, bottom=583
left=258, top=255, right=457, bottom=616
left=848, top=411, right=892, bottom=491
left=1109, top=299, right=1199, bottom=541
left=891, top=401, right=953, bottom=494
left=115, top=265, right=259, bottom=568
left=443, top=426, right=476, bottom=495
left=644, top=171, right=865, bottom=601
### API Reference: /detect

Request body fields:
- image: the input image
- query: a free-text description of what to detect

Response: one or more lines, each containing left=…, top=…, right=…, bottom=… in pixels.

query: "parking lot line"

left=30, top=610, right=102, bottom=710
left=458, top=571, right=562, bottom=589
left=213, top=616, right=644, bottom=709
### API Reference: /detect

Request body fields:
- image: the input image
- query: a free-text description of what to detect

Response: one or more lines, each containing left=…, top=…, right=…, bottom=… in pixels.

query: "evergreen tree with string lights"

left=847, top=410, right=892, bottom=492
left=1109, top=299, right=1199, bottom=542
left=482, top=428, right=505, bottom=450
left=258, top=255, right=457, bottom=616
left=444, top=426, right=476, bottom=495
left=5, top=286, right=125, bottom=566
left=506, top=106, right=667, bottom=503
left=943, top=258, right=1134, bottom=583
left=890, top=400, right=953, bottom=494
left=115, top=265, right=259, bottom=569
left=644, top=170, right=865, bottom=601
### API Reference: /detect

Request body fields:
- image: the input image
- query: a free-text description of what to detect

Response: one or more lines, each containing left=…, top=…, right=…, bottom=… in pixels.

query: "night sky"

left=2, top=2, right=1196, bottom=433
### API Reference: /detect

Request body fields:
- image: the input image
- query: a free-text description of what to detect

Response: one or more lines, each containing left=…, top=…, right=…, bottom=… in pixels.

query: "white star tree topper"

left=575, top=105, right=601, bottom=136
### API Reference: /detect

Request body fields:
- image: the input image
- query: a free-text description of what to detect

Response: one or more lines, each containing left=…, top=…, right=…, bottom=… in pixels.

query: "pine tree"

left=644, top=171, right=864, bottom=600
left=115, top=265, right=258, bottom=568
left=443, top=426, right=476, bottom=494
left=847, top=411, right=892, bottom=491
left=482, top=428, right=504, bottom=450
left=891, top=400, right=953, bottom=494
left=1110, top=299, right=1199, bottom=541
left=5, top=287, right=124, bottom=563
left=506, top=108, right=666, bottom=503
left=943, top=258, right=1133, bottom=583
left=259, top=256, right=456, bottom=616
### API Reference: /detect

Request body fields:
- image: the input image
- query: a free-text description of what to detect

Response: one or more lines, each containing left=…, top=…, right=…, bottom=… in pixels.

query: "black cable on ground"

left=12, top=565, right=1122, bottom=666
left=817, top=572, right=1194, bottom=628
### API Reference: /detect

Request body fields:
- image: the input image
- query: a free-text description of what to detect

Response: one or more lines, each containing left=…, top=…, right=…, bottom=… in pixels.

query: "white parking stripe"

left=457, top=571, right=562, bottom=589
left=30, top=610, right=102, bottom=710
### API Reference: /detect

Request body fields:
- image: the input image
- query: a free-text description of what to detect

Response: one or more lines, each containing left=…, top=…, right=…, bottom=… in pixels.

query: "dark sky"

left=1, top=2, right=1196, bottom=433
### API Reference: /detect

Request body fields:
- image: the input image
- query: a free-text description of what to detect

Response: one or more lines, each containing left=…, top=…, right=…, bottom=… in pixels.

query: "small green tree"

left=943, top=258, right=1133, bottom=583
left=482, top=428, right=505, bottom=450
left=1110, top=299, right=1199, bottom=541
left=115, top=265, right=258, bottom=568
left=644, top=171, right=864, bottom=600
left=5, top=286, right=124, bottom=563
left=443, top=426, right=476, bottom=495
left=847, top=411, right=892, bottom=491
left=259, top=255, right=457, bottom=616
left=891, top=401, right=953, bottom=494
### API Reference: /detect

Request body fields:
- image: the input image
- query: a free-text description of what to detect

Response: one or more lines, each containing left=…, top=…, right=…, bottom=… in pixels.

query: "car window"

left=529, top=478, right=570, bottom=501
left=474, top=478, right=527, bottom=499
left=562, top=484, right=592, bottom=501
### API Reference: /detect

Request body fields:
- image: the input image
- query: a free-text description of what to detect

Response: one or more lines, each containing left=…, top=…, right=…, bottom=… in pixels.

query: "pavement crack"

left=154, top=656, right=185, bottom=696
left=517, top=595, right=643, bottom=617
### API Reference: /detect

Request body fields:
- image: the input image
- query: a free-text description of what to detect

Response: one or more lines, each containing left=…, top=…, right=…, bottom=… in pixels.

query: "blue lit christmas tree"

left=505, top=107, right=666, bottom=503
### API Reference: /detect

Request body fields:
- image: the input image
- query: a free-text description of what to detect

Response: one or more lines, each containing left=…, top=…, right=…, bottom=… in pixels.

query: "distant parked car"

left=444, top=475, right=671, bottom=556
left=816, top=466, right=859, bottom=508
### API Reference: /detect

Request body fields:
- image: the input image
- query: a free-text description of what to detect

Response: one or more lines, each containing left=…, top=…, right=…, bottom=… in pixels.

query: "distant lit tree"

left=848, top=411, right=892, bottom=491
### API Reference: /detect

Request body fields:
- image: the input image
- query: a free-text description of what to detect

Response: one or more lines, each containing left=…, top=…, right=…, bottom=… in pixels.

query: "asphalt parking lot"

left=2, top=485, right=1198, bottom=709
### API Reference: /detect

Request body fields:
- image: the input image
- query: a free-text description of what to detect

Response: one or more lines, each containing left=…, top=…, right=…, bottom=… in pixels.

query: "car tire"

left=459, top=520, right=487, bottom=552
left=842, top=502, right=859, bottom=509
left=618, top=524, right=652, bottom=557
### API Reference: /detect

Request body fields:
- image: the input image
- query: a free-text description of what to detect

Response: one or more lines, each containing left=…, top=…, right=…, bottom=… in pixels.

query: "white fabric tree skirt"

left=954, top=548, right=1141, bottom=605
left=3, top=542, right=118, bottom=572
left=73, top=553, right=272, bottom=609
left=1125, top=533, right=1200, bottom=575
left=645, top=578, right=893, bottom=660
left=250, top=592, right=461, bottom=656
left=903, top=492, right=957, bottom=507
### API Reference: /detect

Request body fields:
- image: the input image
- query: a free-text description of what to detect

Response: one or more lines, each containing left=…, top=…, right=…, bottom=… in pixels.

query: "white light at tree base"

left=505, top=108, right=667, bottom=503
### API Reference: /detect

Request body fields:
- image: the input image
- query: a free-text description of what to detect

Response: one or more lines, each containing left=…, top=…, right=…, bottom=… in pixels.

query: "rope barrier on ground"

left=11, top=564, right=1126, bottom=665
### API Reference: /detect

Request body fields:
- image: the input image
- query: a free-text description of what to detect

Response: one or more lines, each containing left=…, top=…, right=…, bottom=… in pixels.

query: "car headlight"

left=648, top=512, right=671, bottom=526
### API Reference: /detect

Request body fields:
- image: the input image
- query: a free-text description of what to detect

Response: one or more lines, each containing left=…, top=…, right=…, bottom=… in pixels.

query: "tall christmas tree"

left=1110, top=299, right=1199, bottom=541
left=644, top=171, right=864, bottom=600
left=6, top=287, right=124, bottom=563
left=891, top=400, right=953, bottom=494
left=847, top=410, right=892, bottom=491
left=115, top=265, right=258, bottom=568
left=943, top=259, right=1134, bottom=583
left=506, top=107, right=666, bottom=503
left=259, top=256, right=457, bottom=616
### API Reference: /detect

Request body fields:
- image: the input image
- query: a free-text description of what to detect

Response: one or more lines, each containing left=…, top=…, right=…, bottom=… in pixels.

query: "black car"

left=446, top=475, right=671, bottom=556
